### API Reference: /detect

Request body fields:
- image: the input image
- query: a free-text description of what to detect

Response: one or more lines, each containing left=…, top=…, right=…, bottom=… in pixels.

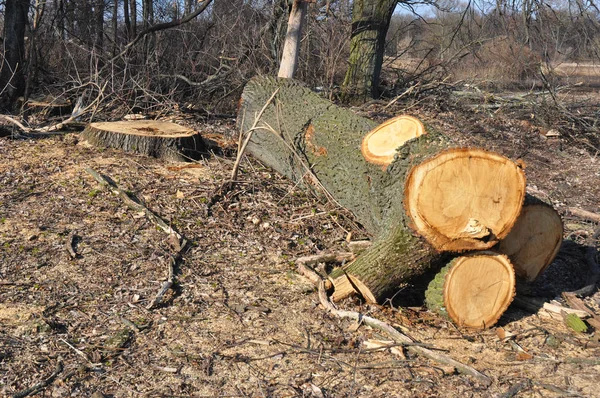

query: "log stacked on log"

left=82, top=120, right=206, bottom=162
left=237, top=76, right=563, bottom=329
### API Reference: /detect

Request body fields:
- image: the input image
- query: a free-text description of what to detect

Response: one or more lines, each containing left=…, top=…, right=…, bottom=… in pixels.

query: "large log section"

left=238, top=76, right=526, bottom=303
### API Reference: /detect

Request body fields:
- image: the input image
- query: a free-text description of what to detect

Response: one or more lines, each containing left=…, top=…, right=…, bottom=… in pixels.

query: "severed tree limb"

left=296, top=261, right=492, bottom=385
left=12, top=358, right=63, bottom=398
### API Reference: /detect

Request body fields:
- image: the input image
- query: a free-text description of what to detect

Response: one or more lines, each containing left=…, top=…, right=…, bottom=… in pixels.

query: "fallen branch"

left=85, top=167, right=187, bottom=309
left=146, top=238, right=187, bottom=310
left=0, top=114, right=30, bottom=133
left=567, top=207, right=600, bottom=224
left=65, top=230, right=78, bottom=259
left=12, top=359, right=63, bottom=398
left=296, top=261, right=492, bottom=385
left=85, top=167, right=181, bottom=240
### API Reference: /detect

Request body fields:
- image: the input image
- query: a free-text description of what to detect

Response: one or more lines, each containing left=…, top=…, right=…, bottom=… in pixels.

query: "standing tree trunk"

left=112, top=0, right=119, bottom=55
left=24, top=0, right=44, bottom=101
left=184, top=0, right=193, bottom=15
left=142, top=0, right=155, bottom=55
left=0, top=0, right=30, bottom=108
left=267, top=0, right=288, bottom=69
left=124, top=0, right=131, bottom=40
left=130, top=0, right=137, bottom=37
left=95, top=0, right=105, bottom=52
left=341, top=0, right=397, bottom=103
left=278, top=0, right=308, bottom=78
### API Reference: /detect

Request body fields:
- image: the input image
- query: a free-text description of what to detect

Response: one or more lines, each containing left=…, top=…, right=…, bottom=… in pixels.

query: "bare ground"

left=1, top=99, right=599, bottom=397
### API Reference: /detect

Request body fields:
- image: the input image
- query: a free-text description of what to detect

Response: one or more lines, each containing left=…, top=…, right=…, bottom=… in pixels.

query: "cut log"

left=238, top=76, right=526, bottom=303
left=496, top=197, right=563, bottom=281
left=361, top=115, right=425, bottom=167
left=82, top=120, right=205, bottom=162
left=425, top=252, right=516, bottom=329
left=21, top=96, right=72, bottom=117
left=404, top=149, right=526, bottom=252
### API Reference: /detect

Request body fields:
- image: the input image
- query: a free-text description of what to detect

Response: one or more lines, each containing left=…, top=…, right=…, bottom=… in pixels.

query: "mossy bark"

left=238, top=76, right=449, bottom=236
left=341, top=0, right=398, bottom=103
left=238, top=76, right=450, bottom=302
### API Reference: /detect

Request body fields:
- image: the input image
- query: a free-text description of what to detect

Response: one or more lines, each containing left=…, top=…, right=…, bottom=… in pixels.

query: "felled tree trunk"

left=82, top=120, right=205, bottom=162
left=238, top=76, right=526, bottom=303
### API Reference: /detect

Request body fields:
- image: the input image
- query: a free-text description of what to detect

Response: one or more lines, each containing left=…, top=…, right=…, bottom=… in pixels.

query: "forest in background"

left=1, top=0, right=600, bottom=117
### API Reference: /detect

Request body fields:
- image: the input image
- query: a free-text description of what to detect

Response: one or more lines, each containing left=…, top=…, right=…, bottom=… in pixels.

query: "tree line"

left=1, top=0, right=599, bottom=114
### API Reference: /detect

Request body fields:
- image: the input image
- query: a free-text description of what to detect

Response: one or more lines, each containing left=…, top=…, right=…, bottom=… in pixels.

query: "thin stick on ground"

left=147, top=238, right=187, bottom=310
left=85, top=167, right=187, bottom=309
left=12, top=358, right=63, bottom=398
left=65, top=230, right=77, bottom=259
left=85, top=167, right=181, bottom=240
left=296, top=260, right=492, bottom=385
left=568, top=207, right=600, bottom=224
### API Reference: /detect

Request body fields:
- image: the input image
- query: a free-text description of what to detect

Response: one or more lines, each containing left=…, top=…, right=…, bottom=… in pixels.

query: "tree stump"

left=82, top=120, right=205, bottom=162
left=425, top=252, right=516, bottom=329
left=238, top=76, right=527, bottom=303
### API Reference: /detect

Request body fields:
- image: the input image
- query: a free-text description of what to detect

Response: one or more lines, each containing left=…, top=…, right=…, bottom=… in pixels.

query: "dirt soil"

left=1, top=98, right=599, bottom=397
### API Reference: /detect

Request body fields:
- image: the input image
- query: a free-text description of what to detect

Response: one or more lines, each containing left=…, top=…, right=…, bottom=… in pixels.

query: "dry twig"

left=146, top=238, right=187, bottom=310
left=231, top=88, right=280, bottom=182
left=12, top=358, right=63, bottom=398
left=568, top=207, right=600, bottom=224
left=296, top=261, right=492, bottom=385
left=85, top=167, right=181, bottom=240
left=65, top=230, right=77, bottom=259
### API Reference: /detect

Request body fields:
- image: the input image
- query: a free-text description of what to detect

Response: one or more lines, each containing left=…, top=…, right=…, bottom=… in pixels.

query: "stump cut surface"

left=82, top=120, right=205, bottom=161
left=404, top=148, right=526, bottom=252
left=361, top=115, right=425, bottom=166
left=88, top=121, right=195, bottom=137
left=443, top=252, right=515, bottom=329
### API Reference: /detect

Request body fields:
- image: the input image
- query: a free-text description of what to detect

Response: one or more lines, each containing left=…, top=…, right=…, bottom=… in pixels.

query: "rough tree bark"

left=124, top=0, right=131, bottom=40
left=95, top=0, right=105, bottom=51
left=0, top=0, right=30, bottom=108
left=130, top=0, right=137, bottom=37
left=238, top=76, right=526, bottom=303
left=341, top=0, right=397, bottom=103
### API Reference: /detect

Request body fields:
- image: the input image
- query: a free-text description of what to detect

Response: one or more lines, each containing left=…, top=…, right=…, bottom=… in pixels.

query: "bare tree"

left=278, top=0, right=309, bottom=78
left=131, top=0, right=138, bottom=37
left=0, top=0, right=30, bottom=108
